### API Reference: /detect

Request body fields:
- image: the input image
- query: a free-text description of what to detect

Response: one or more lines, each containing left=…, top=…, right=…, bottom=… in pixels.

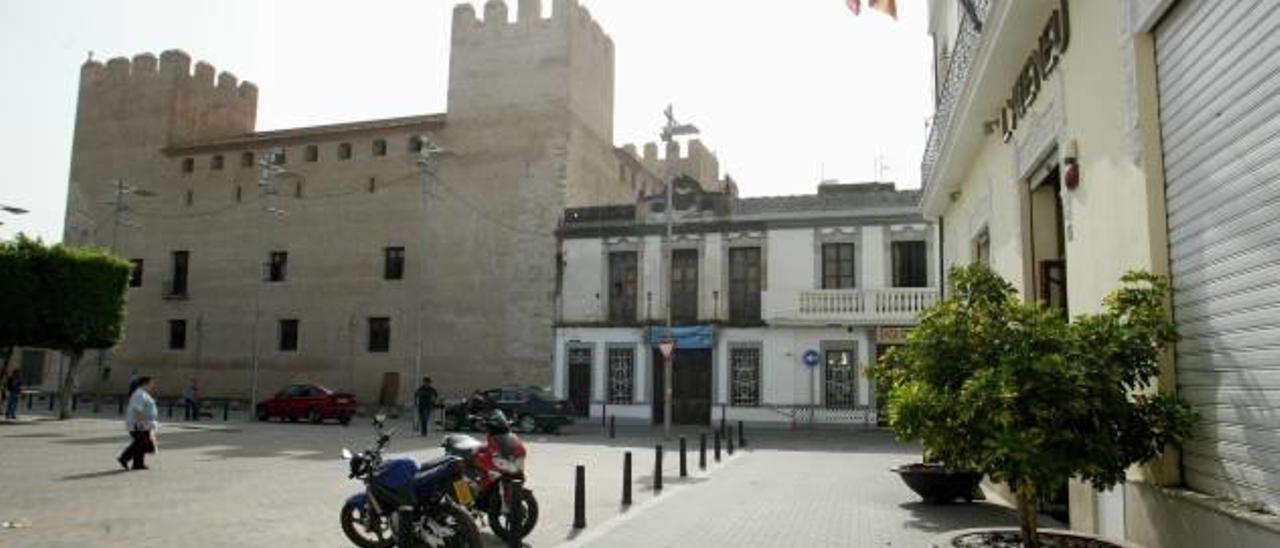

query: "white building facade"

left=552, top=182, right=938, bottom=426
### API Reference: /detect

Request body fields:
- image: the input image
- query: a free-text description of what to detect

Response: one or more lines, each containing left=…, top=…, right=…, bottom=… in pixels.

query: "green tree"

left=1, top=236, right=131, bottom=419
left=873, top=264, right=1195, bottom=548
left=0, top=236, right=41, bottom=377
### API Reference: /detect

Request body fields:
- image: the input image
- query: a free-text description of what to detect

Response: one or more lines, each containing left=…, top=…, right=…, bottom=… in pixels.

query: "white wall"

left=561, top=238, right=604, bottom=322
left=762, top=229, right=815, bottom=319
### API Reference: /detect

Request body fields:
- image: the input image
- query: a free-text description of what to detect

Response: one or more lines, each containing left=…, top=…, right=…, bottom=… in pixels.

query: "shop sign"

left=1001, top=0, right=1072, bottom=143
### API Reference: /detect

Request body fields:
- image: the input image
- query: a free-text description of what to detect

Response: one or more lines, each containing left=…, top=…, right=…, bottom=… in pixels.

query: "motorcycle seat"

left=419, top=454, right=460, bottom=472
left=442, top=434, right=484, bottom=456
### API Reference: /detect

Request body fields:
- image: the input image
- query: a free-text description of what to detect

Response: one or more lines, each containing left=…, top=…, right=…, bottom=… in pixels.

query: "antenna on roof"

left=87, top=50, right=94, bottom=62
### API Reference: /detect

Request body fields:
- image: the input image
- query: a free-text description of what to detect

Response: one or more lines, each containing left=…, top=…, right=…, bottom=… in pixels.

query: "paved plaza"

left=1, top=409, right=1044, bottom=547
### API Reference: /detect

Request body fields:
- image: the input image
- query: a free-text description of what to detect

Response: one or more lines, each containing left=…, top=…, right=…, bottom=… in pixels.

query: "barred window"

left=607, top=348, right=634, bottom=404
left=730, top=347, right=761, bottom=407
left=824, top=349, right=857, bottom=409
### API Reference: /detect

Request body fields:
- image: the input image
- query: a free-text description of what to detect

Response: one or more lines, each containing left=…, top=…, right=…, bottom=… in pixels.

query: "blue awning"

left=646, top=325, right=714, bottom=350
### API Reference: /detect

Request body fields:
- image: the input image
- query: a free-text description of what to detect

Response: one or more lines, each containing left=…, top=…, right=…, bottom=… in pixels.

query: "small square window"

left=235, top=185, right=242, bottom=202
left=373, top=139, right=387, bottom=157
left=339, top=143, right=352, bottom=160
left=211, top=155, right=224, bottom=170
left=368, top=317, right=391, bottom=353
left=278, top=319, right=299, bottom=352
left=241, top=152, right=255, bottom=167
left=272, top=149, right=286, bottom=165
left=128, top=259, right=144, bottom=288
left=409, top=136, right=424, bottom=153
left=368, top=177, right=377, bottom=193
left=184, top=189, right=194, bottom=207
left=181, top=158, right=194, bottom=173
left=168, top=319, right=187, bottom=350
left=294, top=181, right=303, bottom=198
left=305, top=145, right=318, bottom=162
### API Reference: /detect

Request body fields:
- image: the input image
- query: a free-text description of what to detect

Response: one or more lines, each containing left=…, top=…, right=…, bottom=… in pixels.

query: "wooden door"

left=567, top=347, right=592, bottom=417
left=652, top=349, right=712, bottom=425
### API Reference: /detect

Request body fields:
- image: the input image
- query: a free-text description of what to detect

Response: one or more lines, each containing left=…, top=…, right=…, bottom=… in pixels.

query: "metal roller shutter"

left=1156, top=0, right=1280, bottom=509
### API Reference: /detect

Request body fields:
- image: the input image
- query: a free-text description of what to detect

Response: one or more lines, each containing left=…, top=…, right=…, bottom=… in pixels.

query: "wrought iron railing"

left=920, top=0, right=992, bottom=193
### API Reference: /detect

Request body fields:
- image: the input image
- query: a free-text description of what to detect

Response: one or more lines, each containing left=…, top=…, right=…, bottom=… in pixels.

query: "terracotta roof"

left=165, top=113, right=446, bottom=154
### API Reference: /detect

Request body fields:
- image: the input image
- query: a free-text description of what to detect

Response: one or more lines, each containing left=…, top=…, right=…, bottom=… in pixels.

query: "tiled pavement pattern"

left=1, top=412, right=1045, bottom=547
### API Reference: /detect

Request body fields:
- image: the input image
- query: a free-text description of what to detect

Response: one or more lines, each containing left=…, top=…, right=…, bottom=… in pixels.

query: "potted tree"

left=873, top=265, right=1195, bottom=547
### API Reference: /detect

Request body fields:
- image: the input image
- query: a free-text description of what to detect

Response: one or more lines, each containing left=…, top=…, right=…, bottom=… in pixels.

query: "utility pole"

left=659, top=105, right=699, bottom=440
left=414, top=136, right=447, bottom=399
left=250, top=148, right=289, bottom=419
left=99, top=181, right=153, bottom=390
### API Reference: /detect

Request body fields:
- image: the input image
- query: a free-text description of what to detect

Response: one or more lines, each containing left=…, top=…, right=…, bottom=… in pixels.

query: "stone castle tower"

left=63, top=0, right=634, bottom=402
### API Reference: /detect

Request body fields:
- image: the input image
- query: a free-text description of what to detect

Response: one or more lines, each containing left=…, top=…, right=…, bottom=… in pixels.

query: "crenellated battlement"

left=80, top=49, right=257, bottom=100
left=451, top=0, right=612, bottom=53
left=75, top=49, right=258, bottom=145
left=624, top=138, right=728, bottom=193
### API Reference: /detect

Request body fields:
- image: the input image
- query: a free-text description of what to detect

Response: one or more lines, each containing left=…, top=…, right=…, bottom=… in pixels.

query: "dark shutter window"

left=181, top=158, right=194, bottom=173
left=268, top=251, right=288, bottom=282
left=169, top=250, right=189, bottom=296
left=670, top=249, right=699, bottom=322
left=305, top=145, right=319, bottom=162
left=168, top=319, right=187, bottom=350
left=241, top=152, right=255, bottom=167
left=821, top=243, right=856, bottom=289
left=278, top=319, right=299, bottom=352
left=211, top=155, right=224, bottom=170
left=128, top=259, right=144, bottom=288
left=368, top=317, right=391, bottom=352
left=409, top=136, right=424, bottom=153
left=608, top=251, right=638, bottom=323
left=338, top=143, right=352, bottom=160
left=729, top=247, right=762, bottom=323
left=384, top=247, right=405, bottom=280
left=372, top=139, right=387, bottom=157
left=891, top=241, right=928, bottom=288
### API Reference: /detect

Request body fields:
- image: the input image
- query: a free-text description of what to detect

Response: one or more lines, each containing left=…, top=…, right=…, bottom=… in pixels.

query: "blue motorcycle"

left=339, top=414, right=482, bottom=548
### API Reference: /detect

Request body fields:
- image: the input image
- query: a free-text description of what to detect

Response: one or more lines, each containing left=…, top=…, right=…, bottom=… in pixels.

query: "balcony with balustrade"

left=762, top=287, right=939, bottom=326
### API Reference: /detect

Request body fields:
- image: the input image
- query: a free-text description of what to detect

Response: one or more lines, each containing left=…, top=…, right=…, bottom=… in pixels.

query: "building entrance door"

left=567, top=347, right=592, bottom=417
left=651, top=348, right=712, bottom=425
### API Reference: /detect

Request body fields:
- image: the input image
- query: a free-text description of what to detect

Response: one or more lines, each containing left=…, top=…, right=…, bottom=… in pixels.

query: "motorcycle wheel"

left=423, top=502, right=483, bottom=548
left=340, top=501, right=394, bottom=548
left=487, top=488, right=539, bottom=542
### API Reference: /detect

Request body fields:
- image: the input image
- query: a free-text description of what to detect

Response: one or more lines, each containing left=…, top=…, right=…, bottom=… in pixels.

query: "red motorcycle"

left=441, top=410, right=539, bottom=542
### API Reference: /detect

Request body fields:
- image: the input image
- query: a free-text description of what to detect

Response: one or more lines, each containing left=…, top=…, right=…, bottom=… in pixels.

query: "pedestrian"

left=3, top=369, right=21, bottom=420
left=118, top=376, right=159, bottom=471
left=414, top=376, right=438, bottom=436
left=182, top=380, right=199, bottom=422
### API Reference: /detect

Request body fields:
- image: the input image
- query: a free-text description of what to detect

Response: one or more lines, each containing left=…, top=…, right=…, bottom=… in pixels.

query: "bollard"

left=508, top=484, right=524, bottom=548
left=728, top=431, right=735, bottom=455
left=27, top=392, right=33, bottom=410
left=93, top=395, right=101, bottom=414
left=609, top=415, right=616, bottom=439
left=714, top=431, right=722, bottom=462
left=601, top=403, right=607, bottom=430
left=622, top=451, right=633, bottom=506
left=573, top=465, right=586, bottom=529
left=118, top=396, right=125, bottom=415
left=72, top=394, right=79, bottom=412
left=739, top=420, right=746, bottom=448
left=654, top=445, right=663, bottom=492
left=167, top=398, right=174, bottom=418
left=223, top=399, right=230, bottom=421
left=48, top=393, right=55, bottom=411
left=679, top=436, right=688, bottom=478
left=699, top=433, right=707, bottom=470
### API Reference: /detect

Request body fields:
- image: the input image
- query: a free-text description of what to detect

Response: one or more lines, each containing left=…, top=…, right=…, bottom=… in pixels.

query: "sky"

left=0, top=0, right=934, bottom=242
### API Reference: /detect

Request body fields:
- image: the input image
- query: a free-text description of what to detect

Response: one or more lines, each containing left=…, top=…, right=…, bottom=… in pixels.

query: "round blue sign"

left=802, top=349, right=820, bottom=368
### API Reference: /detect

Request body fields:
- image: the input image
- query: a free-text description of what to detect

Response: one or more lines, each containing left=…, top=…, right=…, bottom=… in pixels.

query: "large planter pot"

left=930, top=527, right=1139, bottom=548
left=894, top=463, right=982, bottom=503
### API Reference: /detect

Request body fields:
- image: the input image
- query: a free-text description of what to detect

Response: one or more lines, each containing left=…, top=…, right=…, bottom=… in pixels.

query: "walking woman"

left=118, top=376, right=159, bottom=470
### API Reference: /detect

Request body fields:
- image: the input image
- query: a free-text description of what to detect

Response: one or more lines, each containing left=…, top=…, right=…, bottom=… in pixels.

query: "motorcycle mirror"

left=341, top=448, right=353, bottom=460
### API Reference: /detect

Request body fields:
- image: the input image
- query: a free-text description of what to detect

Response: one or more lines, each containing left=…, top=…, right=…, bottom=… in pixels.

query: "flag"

left=846, top=0, right=897, bottom=19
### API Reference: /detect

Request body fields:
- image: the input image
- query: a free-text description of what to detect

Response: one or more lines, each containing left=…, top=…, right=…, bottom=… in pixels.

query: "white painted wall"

left=702, top=232, right=724, bottom=321
left=762, top=229, right=815, bottom=319
left=861, top=226, right=887, bottom=289
left=561, top=238, right=604, bottom=322
left=642, top=235, right=663, bottom=321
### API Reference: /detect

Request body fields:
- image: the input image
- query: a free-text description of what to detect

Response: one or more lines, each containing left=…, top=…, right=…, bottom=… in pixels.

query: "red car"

left=256, top=384, right=357, bottom=425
